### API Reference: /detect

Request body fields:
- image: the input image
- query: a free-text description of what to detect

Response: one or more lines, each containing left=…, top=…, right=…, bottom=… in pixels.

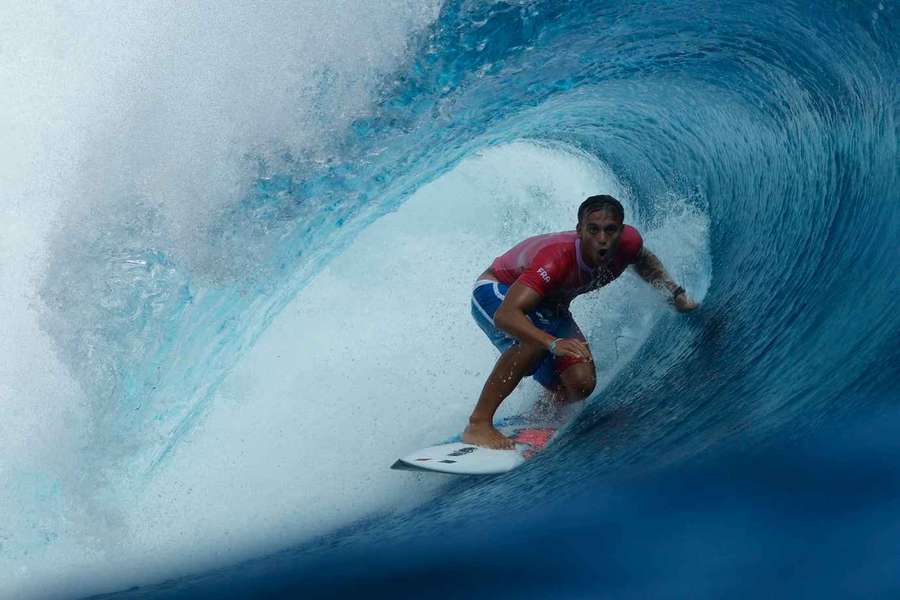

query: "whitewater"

left=1, top=0, right=897, bottom=598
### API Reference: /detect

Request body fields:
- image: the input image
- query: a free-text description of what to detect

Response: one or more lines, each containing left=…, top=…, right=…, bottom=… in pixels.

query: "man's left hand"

left=674, top=293, right=698, bottom=313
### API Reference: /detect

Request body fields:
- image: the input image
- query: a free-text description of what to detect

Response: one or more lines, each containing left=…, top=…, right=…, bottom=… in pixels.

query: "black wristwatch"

left=671, top=286, right=686, bottom=299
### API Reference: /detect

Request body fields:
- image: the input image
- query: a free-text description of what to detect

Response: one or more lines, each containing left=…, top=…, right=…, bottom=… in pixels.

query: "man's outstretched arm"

left=632, top=247, right=698, bottom=312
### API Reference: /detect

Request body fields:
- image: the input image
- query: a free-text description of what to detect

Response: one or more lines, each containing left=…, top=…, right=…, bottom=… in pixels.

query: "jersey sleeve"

left=515, top=243, right=572, bottom=296
left=619, top=225, right=644, bottom=264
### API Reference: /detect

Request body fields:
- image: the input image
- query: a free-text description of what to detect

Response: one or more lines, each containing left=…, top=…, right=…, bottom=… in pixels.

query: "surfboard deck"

left=391, top=414, right=562, bottom=475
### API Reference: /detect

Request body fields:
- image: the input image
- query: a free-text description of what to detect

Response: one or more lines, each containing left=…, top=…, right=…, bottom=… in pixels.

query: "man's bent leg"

left=559, top=361, right=596, bottom=403
left=464, top=342, right=548, bottom=449
left=530, top=359, right=595, bottom=421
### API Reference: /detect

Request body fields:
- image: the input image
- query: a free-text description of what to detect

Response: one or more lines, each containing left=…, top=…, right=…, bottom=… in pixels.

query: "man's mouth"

left=597, top=248, right=608, bottom=258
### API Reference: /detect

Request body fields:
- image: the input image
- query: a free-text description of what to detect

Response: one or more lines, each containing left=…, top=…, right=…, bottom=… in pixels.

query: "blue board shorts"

left=470, top=280, right=583, bottom=391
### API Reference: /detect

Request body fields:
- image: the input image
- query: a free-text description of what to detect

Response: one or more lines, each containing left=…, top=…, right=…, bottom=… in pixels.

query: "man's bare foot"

left=463, top=421, right=516, bottom=450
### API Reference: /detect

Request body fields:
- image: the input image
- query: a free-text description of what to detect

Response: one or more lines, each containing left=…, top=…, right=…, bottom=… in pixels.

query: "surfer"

left=465, top=194, right=698, bottom=449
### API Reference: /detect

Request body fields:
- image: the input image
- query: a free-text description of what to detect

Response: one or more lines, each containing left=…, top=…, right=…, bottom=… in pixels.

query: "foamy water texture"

left=2, top=2, right=442, bottom=596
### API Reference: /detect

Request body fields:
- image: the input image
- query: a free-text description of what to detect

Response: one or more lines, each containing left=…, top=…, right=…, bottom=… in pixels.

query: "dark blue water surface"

left=93, top=410, right=900, bottom=599
left=79, top=0, right=898, bottom=597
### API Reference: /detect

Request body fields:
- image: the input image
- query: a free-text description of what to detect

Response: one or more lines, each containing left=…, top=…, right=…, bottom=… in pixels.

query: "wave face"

left=3, top=0, right=898, bottom=597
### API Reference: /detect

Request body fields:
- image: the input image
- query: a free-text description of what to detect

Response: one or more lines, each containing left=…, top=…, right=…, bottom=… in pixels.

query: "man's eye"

left=603, top=225, right=619, bottom=234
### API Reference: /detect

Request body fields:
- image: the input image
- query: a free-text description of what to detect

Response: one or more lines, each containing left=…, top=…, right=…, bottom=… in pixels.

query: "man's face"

left=577, top=209, right=623, bottom=267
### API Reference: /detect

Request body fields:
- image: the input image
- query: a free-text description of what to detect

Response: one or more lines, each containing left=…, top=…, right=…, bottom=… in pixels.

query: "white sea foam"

left=1, top=2, right=440, bottom=597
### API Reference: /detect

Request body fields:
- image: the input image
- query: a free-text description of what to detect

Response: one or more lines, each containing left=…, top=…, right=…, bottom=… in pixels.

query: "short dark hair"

left=578, top=194, right=624, bottom=223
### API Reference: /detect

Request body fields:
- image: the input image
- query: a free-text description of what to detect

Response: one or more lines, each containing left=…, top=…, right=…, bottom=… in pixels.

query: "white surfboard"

left=391, top=442, right=526, bottom=475
left=391, top=414, right=565, bottom=475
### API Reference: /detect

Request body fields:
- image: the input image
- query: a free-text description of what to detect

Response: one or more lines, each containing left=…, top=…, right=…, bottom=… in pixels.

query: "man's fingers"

left=556, top=339, right=592, bottom=360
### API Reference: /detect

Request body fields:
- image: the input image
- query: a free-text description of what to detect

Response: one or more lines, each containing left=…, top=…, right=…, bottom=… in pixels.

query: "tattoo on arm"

left=634, top=248, right=678, bottom=294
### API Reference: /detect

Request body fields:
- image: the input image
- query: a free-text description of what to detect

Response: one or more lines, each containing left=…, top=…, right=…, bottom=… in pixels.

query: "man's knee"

left=570, top=375, right=596, bottom=399
left=561, top=363, right=596, bottom=400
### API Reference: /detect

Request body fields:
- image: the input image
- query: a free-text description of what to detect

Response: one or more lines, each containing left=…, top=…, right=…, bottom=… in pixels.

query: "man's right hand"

left=549, top=338, right=593, bottom=361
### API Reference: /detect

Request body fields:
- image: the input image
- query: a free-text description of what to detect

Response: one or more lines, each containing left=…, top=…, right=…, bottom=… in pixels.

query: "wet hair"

left=578, top=194, right=624, bottom=223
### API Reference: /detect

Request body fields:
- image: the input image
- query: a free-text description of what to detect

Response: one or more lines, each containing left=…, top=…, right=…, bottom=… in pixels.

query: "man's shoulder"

left=619, top=225, right=643, bottom=260
left=527, top=230, right=578, bottom=251
left=515, top=232, right=578, bottom=294
left=526, top=230, right=577, bottom=242
left=528, top=231, right=578, bottom=262
left=622, top=224, right=642, bottom=242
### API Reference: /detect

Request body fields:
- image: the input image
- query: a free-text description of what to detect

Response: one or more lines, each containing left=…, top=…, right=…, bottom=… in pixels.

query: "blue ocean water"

left=22, top=0, right=899, bottom=597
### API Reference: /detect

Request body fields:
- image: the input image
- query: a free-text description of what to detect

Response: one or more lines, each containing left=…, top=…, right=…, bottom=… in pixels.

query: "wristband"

left=548, top=338, right=564, bottom=355
left=671, top=286, right=686, bottom=299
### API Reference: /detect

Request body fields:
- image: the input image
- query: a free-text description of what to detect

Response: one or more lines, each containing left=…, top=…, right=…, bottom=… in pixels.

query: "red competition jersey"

left=490, top=226, right=644, bottom=309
